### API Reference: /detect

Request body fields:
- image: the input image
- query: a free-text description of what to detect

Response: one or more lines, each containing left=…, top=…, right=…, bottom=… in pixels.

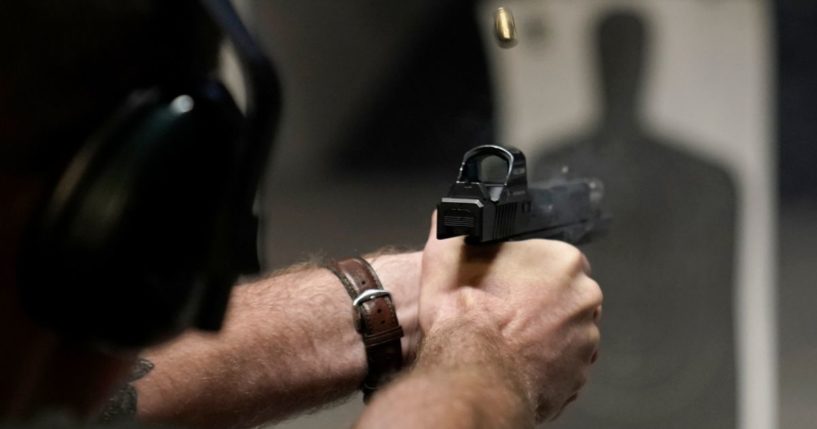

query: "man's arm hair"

left=131, top=252, right=421, bottom=429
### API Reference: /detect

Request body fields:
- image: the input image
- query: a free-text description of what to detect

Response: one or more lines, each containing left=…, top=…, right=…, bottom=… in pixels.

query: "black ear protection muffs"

left=17, top=0, right=279, bottom=348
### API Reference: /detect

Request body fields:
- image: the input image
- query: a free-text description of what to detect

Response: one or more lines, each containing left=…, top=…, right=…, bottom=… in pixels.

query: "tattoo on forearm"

left=98, top=358, right=155, bottom=422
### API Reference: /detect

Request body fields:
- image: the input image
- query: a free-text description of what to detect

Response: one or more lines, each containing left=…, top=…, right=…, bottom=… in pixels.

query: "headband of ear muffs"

left=17, top=0, right=280, bottom=348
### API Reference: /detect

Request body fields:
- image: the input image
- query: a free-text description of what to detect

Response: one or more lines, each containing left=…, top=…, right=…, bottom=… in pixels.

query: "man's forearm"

left=133, top=252, right=421, bottom=429
left=355, top=318, right=535, bottom=429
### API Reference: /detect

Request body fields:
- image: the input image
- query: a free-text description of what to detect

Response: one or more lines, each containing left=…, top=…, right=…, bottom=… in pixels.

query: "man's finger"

left=593, top=305, right=602, bottom=323
left=427, top=210, right=438, bottom=243
left=581, top=253, right=592, bottom=275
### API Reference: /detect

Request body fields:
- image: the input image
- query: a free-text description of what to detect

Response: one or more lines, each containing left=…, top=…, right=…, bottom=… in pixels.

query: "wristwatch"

left=328, top=257, right=404, bottom=401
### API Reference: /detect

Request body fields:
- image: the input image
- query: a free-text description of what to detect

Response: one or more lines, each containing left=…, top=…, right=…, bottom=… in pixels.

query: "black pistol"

left=437, top=145, right=608, bottom=245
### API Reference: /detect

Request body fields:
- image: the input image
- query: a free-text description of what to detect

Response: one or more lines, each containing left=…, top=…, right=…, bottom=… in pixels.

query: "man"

left=0, top=1, right=602, bottom=428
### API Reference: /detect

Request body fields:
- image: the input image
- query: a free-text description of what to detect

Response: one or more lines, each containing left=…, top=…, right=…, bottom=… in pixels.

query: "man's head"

left=0, top=0, right=222, bottom=174
left=0, top=0, right=224, bottom=418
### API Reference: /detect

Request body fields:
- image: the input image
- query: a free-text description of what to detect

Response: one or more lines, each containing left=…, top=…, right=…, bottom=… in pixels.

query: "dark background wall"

left=775, top=1, right=817, bottom=428
left=777, top=0, right=817, bottom=200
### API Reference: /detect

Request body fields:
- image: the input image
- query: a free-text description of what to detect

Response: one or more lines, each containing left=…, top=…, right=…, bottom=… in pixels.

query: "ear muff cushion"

left=19, top=81, right=245, bottom=348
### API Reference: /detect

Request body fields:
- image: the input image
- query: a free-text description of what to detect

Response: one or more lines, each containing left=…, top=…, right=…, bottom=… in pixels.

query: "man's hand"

left=356, top=212, right=602, bottom=428
left=421, top=211, right=602, bottom=420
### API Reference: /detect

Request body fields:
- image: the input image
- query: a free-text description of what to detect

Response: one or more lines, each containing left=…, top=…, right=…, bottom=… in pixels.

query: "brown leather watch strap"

left=328, top=257, right=404, bottom=401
